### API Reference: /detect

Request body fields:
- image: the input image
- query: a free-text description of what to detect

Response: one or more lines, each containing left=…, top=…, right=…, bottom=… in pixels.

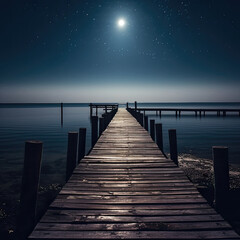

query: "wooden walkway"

left=29, top=109, right=239, bottom=239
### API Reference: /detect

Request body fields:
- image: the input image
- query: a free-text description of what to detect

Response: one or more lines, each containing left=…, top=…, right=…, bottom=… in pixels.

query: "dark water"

left=0, top=102, right=240, bottom=197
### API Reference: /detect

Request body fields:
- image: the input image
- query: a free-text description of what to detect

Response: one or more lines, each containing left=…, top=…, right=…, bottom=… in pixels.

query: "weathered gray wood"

left=18, top=141, right=43, bottom=238
left=29, top=230, right=239, bottom=239
left=29, top=109, right=239, bottom=240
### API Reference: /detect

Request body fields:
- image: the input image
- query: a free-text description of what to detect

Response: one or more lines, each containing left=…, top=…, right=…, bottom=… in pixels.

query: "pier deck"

left=29, top=109, right=239, bottom=239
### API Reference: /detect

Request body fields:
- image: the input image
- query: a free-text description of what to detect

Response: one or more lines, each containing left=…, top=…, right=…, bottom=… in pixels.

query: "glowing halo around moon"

left=117, top=18, right=126, bottom=28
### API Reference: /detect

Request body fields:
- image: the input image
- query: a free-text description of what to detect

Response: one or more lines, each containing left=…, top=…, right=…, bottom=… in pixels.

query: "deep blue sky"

left=1, top=0, right=240, bottom=102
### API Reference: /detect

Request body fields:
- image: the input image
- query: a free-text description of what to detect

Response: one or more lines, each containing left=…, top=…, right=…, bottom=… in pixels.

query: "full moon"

left=117, top=18, right=126, bottom=28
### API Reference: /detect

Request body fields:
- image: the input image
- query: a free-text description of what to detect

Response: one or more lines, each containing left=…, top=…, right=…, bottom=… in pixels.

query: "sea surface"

left=0, top=102, right=240, bottom=198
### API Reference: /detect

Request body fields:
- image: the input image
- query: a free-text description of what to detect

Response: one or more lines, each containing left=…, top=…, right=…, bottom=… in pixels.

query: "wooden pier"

left=89, top=103, right=118, bottom=117
left=29, top=109, right=239, bottom=239
left=127, top=102, right=240, bottom=117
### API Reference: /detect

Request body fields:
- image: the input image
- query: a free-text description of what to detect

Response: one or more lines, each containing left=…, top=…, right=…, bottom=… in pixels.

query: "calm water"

left=0, top=102, right=240, bottom=197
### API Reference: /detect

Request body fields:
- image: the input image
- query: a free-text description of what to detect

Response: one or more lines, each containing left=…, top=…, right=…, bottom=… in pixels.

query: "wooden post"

left=17, top=141, right=43, bottom=237
left=159, top=110, right=162, bottom=118
left=105, top=106, right=107, bottom=114
left=78, top=128, right=86, bottom=163
left=168, top=129, right=178, bottom=165
left=91, top=116, right=98, bottom=148
left=195, top=111, right=197, bottom=117
left=102, top=113, right=107, bottom=130
left=150, top=119, right=155, bottom=141
left=139, top=113, right=144, bottom=126
left=96, top=106, right=98, bottom=116
left=212, top=146, right=229, bottom=211
left=175, top=111, right=178, bottom=118
left=156, top=123, right=163, bottom=152
left=66, top=132, right=78, bottom=182
left=89, top=103, right=93, bottom=117
left=99, top=117, right=104, bottom=136
left=126, top=102, right=129, bottom=109
left=144, top=115, right=148, bottom=131
left=61, top=102, right=63, bottom=126
left=134, top=101, right=137, bottom=111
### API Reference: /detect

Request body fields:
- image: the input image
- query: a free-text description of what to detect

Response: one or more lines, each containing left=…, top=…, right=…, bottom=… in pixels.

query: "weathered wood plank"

left=29, top=108, right=240, bottom=240
left=29, top=230, right=239, bottom=239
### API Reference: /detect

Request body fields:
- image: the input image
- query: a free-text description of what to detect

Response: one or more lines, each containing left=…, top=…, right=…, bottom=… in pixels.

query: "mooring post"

left=102, top=113, right=107, bottom=130
left=212, top=146, right=229, bottom=211
left=89, top=103, right=93, bottom=117
left=61, top=102, right=63, bottom=126
left=99, top=117, right=104, bottom=136
left=91, top=116, right=98, bottom=148
left=134, top=101, right=137, bottom=111
left=78, top=128, right=86, bottom=163
left=17, top=141, right=43, bottom=238
left=139, top=113, right=144, bottom=126
left=150, top=119, right=155, bottom=141
left=66, top=132, right=78, bottom=182
left=144, top=115, right=148, bottom=131
left=168, top=129, right=178, bottom=165
left=156, top=123, right=163, bottom=152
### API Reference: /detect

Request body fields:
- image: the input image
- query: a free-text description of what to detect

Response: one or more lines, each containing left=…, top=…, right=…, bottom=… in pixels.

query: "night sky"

left=1, top=0, right=240, bottom=102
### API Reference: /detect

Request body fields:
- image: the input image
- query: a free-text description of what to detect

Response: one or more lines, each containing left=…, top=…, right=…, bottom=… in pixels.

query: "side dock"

left=29, top=109, right=240, bottom=239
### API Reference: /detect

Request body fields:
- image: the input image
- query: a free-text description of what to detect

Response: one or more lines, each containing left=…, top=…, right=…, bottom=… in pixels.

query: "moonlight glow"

left=117, top=18, right=126, bottom=28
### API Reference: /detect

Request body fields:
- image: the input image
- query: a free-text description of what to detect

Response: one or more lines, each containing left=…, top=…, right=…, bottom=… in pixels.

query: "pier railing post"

left=139, top=113, right=144, bottom=126
left=78, top=128, right=86, bottom=163
left=150, top=119, right=155, bottom=141
left=134, top=101, right=137, bottom=111
left=156, top=123, right=163, bottom=152
left=212, top=146, right=229, bottom=211
left=99, top=117, right=104, bottom=136
left=91, top=116, right=98, bottom=148
left=89, top=103, right=93, bottom=117
left=168, top=129, right=178, bottom=165
left=17, top=141, right=43, bottom=238
left=66, top=132, right=78, bottom=182
left=144, top=115, right=148, bottom=131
